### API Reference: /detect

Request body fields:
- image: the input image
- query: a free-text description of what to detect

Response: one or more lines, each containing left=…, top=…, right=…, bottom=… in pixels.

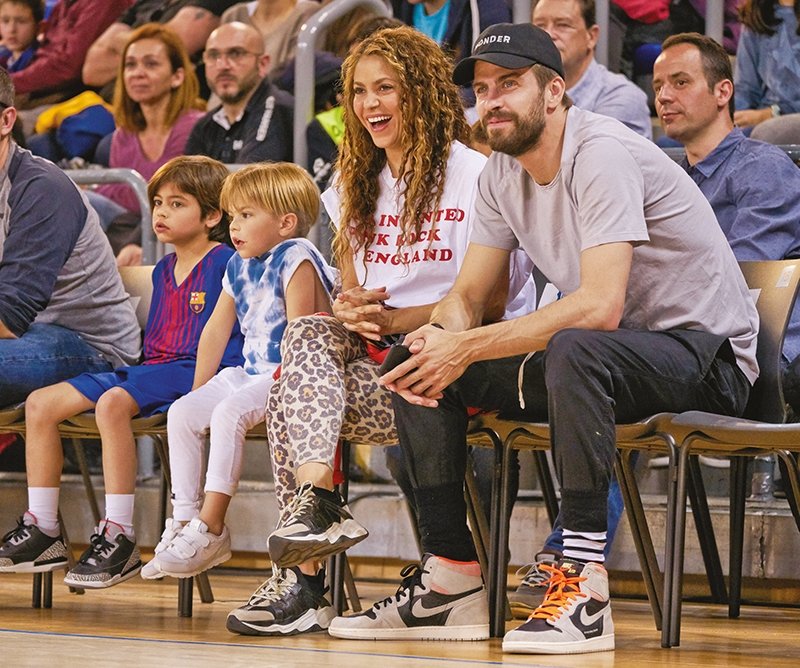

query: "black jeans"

left=392, top=328, right=751, bottom=558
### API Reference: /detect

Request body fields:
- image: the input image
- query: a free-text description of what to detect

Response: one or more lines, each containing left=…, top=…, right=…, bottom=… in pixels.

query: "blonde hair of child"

left=219, top=162, right=320, bottom=238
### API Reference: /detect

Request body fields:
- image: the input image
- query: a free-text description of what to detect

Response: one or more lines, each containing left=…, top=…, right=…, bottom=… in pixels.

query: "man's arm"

left=82, top=22, right=131, bottom=88
left=383, top=241, right=633, bottom=405
left=166, top=6, right=221, bottom=57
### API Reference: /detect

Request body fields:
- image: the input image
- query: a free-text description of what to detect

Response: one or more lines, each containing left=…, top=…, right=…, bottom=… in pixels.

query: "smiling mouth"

left=367, top=115, right=391, bottom=131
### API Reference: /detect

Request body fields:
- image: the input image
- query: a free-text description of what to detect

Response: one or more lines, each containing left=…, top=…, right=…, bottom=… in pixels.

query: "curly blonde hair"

left=333, top=26, right=469, bottom=273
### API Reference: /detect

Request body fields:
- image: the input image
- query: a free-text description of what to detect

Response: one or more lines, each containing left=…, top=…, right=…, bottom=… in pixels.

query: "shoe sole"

left=502, top=634, right=615, bottom=654
left=328, top=623, right=489, bottom=641
left=226, top=606, right=336, bottom=636
left=0, top=558, right=68, bottom=574
left=64, top=562, right=142, bottom=589
left=156, top=549, right=232, bottom=579
left=140, top=562, right=167, bottom=580
left=269, top=521, right=368, bottom=568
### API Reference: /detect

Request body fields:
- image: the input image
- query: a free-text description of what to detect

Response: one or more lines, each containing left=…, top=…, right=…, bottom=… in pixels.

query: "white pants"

left=166, top=366, right=275, bottom=521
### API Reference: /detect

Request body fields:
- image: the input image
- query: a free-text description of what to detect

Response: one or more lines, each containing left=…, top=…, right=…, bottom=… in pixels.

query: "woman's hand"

left=332, top=286, right=391, bottom=340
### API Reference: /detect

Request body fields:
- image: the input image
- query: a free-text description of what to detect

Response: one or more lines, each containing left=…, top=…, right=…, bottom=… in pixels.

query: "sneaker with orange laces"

left=502, top=558, right=614, bottom=655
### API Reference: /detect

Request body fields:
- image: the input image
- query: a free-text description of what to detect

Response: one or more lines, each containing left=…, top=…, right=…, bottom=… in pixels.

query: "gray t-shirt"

left=471, top=107, right=759, bottom=383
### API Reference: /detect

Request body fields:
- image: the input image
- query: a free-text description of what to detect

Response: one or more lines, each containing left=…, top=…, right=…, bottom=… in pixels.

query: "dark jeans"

left=392, top=328, right=751, bottom=558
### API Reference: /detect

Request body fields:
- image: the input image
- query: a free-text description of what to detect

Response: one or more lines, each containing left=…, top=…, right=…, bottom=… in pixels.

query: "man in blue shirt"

left=653, top=31, right=800, bottom=406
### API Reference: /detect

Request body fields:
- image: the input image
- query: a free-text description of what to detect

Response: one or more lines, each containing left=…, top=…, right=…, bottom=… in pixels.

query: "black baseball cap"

left=453, top=23, right=564, bottom=86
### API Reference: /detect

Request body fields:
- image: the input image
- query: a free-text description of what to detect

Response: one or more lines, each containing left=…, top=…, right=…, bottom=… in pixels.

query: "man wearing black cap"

left=368, top=23, right=758, bottom=654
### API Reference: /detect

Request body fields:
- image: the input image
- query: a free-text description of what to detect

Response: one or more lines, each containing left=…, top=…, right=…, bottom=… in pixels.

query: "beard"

left=481, top=90, right=546, bottom=157
left=215, top=73, right=259, bottom=105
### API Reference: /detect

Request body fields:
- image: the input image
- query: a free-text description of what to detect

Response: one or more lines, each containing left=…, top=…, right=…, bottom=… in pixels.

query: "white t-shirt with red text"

left=322, top=141, right=486, bottom=309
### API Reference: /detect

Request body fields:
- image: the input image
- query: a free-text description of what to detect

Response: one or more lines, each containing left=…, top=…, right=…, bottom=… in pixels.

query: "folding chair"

left=664, top=259, right=800, bottom=647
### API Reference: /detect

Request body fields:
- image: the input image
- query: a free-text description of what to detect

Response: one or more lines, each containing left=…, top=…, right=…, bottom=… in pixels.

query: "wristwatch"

left=771, top=103, right=781, bottom=118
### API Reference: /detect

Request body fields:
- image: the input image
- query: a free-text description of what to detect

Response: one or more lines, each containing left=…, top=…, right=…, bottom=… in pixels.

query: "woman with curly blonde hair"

left=224, top=26, right=518, bottom=639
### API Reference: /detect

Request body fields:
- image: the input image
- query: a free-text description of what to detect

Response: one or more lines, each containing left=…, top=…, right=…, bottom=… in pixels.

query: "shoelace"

left=372, top=562, right=426, bottom=611
left=515, top=560, right=554, bottom=588
left=248, top=568, right=293, bottom=606
left=83, top=528, right=117, bottom=566
left=277, top=481, right=315, bottom=528
left=528, top=564, right=588, bottom=622
left=2, top=517, right=32, bottom=545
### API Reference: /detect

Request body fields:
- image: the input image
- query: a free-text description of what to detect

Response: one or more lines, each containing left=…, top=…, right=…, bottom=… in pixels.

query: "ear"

left=171, top=67, right=186, bottom=90
left=279, top=212, right=299, bottom=238
left=715, top=78, right=734, bottom=110
left=587, top=24, right=600, bottom=50
left=257, top=53, right=271, bottom=78
left=545, top=77, right=567, bottom=112
left=203, top=208, right=223, bottom=230
left=0, top=106, right=17, bottom=140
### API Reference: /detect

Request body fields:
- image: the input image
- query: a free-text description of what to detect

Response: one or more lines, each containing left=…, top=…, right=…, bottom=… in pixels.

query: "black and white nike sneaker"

left=502, top=558, right=615, bottom=654
left=327, top=553, right=489, bottom=641
left=63, top=521, right=141, bottom=589
left=268, top=481, right=368, bottom=568
left=0, top=513, right=67, bottom=573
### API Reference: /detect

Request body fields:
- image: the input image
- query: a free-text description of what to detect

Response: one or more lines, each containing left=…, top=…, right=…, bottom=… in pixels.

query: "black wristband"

left=429, top=322, right=445, bottom=329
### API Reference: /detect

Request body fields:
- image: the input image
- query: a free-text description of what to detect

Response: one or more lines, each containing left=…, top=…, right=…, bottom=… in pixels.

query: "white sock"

left=104, top=494, right=136, bottom=538
left=563, top=529, right=606, bottom=564
left=27, top=487, right=60, bottom=534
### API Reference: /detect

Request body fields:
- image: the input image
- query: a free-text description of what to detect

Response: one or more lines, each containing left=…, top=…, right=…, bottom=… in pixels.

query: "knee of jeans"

left=544, top=328, right=607, bottom=385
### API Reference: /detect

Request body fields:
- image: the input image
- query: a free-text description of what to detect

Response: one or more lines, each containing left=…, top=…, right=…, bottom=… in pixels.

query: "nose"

left=655, top=83, right=672, bottom=105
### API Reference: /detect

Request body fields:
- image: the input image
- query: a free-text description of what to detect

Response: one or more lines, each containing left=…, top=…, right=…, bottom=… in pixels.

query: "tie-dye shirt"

left=223, top=238, right=338, bottom=375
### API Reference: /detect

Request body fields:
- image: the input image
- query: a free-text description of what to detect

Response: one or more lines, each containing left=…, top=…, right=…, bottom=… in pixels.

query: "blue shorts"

left=67, top=359, right=196, bottom=417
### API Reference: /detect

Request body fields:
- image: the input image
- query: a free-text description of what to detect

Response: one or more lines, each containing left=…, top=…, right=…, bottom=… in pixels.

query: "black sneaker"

left=267, top=481, right=368, bottom=567
left=226, top=566, right=335, bottom=636
left=0, top=513, right=68, bottom=573
left=63, top=521, right=141, bottom=589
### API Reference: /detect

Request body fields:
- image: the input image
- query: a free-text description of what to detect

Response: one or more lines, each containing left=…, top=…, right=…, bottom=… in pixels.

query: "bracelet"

left=429, top=322, right=445, bottom=329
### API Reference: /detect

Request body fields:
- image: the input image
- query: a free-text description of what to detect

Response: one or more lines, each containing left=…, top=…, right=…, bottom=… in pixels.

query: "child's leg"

left=24, top=383, right=95, bottom=531
left=201, top=372, right=276, bottom=534
left=166, top=374, right=231, bottom=522
left=95, top=387, right=140, bottom=536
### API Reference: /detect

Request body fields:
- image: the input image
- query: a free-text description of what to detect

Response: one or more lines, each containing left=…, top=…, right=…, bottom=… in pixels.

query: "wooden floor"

left=1, top=569, right=799, bottom=667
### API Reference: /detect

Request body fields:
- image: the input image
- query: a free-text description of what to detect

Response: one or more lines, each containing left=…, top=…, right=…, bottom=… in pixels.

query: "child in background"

left=142, top=162, right=338, bottom=581
left=0, top=156, right=243, bottom=588
left=0, top=0, right=42, bottom=72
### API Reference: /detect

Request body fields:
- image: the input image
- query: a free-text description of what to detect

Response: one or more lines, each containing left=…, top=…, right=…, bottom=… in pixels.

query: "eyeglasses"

left=202, top=48, right=261, bottom=66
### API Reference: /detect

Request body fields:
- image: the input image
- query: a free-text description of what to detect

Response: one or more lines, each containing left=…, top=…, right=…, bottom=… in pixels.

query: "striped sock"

left=562, top=529, right=606, bottom=564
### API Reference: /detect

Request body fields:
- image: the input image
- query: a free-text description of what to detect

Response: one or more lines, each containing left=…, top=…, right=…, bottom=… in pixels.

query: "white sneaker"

left=141, top=518, right=183, bottom=580
left=328, top=553, right=489, bottom=641
left=502, top=559, right=615, bottom=655
left=150, top=517, right=231, bottom=578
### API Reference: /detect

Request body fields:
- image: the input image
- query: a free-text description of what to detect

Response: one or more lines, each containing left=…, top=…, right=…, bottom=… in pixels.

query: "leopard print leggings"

left=266, top=315, right=398, bottom=511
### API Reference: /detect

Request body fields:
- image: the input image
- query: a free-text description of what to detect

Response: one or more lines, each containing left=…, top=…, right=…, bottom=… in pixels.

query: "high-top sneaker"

left=0, top=513, right=67, bottom=573
left=64, top=521, right=141, bottom=589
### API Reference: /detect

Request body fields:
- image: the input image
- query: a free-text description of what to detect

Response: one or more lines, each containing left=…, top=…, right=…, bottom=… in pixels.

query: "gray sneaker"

left=328, top=553, right=489, bottom=641
left=64, top=521, right=141, bottom=589
left=508, top=551, right=561, bottom=619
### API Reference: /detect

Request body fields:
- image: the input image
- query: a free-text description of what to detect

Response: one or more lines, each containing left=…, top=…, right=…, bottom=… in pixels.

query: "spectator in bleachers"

left=89, top=23, right=205, bottom=265
left=185, top=21, right=293, bottom=164
left=0, top=0, right=42, bottom=73
left=10, top=0, right=131, bottom=111
left=0, top=155, right=243, bottom=588
left=734, top=0, right=800, bottom=130
left=391, top=0, right=511, bottom=63
left=82, top=1, right=240, bottom=90
left=654, top=31, right=800, bottom=406
left=221, top=0, right=321, bottom=78
left=534, top=0, right=652, bottom=138
left=0, top=67, right=140, bottom=407
left=671, top=1, right=744, bottom=54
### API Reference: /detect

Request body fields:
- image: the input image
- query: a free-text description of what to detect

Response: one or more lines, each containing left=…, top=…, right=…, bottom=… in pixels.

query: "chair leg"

left=776, top=451, right=800, bottom=531
left=614, top=449, right=662, bottom=630
left=178, top=577, right=193, bottom=617
left=342, top=554, right=361, bottom=613
left=196, top=571, right=214, bottom=604
left=728, top=456, right=748, bottom=619
left=71, top=439, right=101, bottom=524
left=464, top=453, right=490, bottom=588
left=330, top=552, right=345, bottom=615
left=686, top=455, right=727, bottom=603
left=493, top=439, right=516, bottom=639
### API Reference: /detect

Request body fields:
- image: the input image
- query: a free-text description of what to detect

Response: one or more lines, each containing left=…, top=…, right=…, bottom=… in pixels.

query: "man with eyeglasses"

left=186, top=21, right=293, bottom=164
